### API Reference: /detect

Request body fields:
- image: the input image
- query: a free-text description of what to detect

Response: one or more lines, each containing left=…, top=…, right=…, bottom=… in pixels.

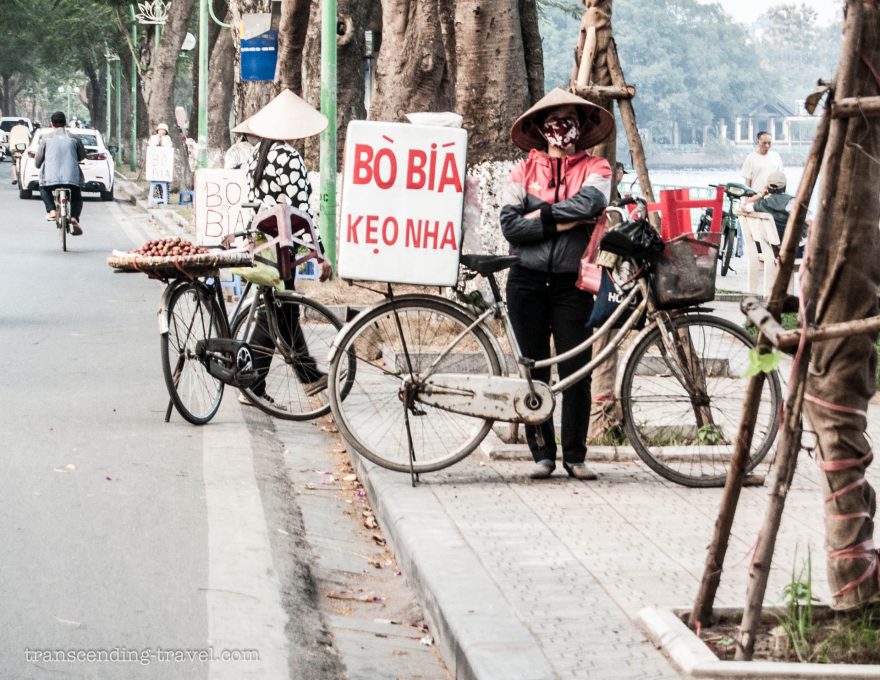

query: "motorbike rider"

left=35, top=111, right=86, bottom=234
left=8, top=119, right=31, bottom=185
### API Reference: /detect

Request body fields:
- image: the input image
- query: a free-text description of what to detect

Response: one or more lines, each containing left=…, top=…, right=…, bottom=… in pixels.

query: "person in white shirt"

left=740, top=131, right=784, bottom=192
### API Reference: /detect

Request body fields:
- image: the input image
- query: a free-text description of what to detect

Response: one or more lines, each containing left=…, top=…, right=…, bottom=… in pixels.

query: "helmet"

left=766, top=171, right=787, bottom=191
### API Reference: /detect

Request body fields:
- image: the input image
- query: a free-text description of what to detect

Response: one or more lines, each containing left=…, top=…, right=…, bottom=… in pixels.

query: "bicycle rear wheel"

left=161, top=282, right=225, bottom=424
left=620, top=314, right=781, bottom=487
left=55, top=190, right=69, bottom=252
left=232, top=291, right=345, bottom=421
left=328, top=297, right=502, bottom=474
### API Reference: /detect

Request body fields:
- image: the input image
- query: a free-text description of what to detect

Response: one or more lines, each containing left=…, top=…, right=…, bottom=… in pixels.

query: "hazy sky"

left=702, top=0, right=843, bottom=24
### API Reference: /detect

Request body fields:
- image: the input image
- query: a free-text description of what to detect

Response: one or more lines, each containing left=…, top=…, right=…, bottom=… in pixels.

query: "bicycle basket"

left=652, top=233, right=719, bottom=309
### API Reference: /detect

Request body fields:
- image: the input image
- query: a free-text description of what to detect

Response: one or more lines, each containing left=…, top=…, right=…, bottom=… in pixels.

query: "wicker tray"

left=107, top=249, right=254, bottom=277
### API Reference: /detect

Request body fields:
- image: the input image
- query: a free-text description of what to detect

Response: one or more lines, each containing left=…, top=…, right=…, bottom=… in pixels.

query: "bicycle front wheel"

left=620, top=314, right=781, bottom=487
left=720, top=226, right=735, bottom=276
left=232, top=291, right=343, bottom=421
left=328, top=297, right=502, bottom=474
left=57, top=212, right=67, bottom=252
left=161, top=283, right=225, bottom=425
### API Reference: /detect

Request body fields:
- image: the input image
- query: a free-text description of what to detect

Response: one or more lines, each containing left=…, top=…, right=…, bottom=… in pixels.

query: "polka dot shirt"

left=245, top=142, right=312, bottom=216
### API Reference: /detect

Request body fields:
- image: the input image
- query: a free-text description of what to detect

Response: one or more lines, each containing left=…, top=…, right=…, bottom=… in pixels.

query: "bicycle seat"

left=460, top=254, right=520, bottom=275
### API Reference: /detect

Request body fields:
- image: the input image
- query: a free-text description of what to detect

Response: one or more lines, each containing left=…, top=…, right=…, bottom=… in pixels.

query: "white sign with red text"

left=338, top=120, right=467, bottom=286
left=194, top=169, right=249, bottom=246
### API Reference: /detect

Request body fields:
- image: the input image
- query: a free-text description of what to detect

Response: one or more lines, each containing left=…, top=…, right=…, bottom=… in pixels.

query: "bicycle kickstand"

left=164, top=398, right=174, bottom=423
left=402, top=383, right=419, bottom=487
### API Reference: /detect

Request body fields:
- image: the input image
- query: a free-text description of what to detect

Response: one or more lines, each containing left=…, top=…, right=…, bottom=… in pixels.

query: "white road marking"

left=203, top=420, right=290, bottom=678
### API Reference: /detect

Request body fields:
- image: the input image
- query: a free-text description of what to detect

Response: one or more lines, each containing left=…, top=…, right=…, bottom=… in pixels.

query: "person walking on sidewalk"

left=500, top=88, right=614, bottom=480
left=231, top=89, right=332, bottom=408
left=35, top=111, right=86, bottom=235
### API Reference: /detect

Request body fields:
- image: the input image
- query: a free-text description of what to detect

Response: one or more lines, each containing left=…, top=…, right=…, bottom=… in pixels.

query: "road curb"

left=115, top=176, right=193, bottom=237
left=349, top=455, right=556, bottom=680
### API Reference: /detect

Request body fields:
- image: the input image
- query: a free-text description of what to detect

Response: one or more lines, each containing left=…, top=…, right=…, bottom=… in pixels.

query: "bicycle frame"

left=402, top=272, right=684, bottom=405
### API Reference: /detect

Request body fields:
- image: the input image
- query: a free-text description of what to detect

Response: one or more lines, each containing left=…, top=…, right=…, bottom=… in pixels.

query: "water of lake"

left=627, top=166, right=819, bottom=210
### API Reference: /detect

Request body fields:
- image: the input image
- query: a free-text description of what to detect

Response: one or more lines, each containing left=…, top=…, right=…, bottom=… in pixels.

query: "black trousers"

left=39, top=185, right=83, bottom=219
left=506, top=266, right=594, bottom=465
left=250, top=279, right=323, bottom=396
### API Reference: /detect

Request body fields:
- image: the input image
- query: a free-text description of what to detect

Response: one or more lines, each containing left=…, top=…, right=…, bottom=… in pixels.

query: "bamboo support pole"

left=742, top=298, right=880, bottom=350
left=689, top=22, right=837, bottom=632
left=572, top=84, right=636, bottom=100
left=735, top=0, right=865, bottom=661
left=833, top=95, right=880, bottom=118
left=606, top=39, right=657, bottom=223
left=576, top=25, right=598, bottom=87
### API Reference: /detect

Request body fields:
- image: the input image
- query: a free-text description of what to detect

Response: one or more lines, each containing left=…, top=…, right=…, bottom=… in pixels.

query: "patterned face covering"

left=541, top=116, right=580, bottom=149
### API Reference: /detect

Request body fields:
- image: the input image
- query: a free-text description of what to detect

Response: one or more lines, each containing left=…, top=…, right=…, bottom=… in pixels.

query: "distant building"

left=719, top=97, right=820, bottom=147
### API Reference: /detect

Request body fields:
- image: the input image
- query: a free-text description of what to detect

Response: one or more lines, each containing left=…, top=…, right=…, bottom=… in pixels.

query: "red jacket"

left=500, top=149, right=611, bottom=273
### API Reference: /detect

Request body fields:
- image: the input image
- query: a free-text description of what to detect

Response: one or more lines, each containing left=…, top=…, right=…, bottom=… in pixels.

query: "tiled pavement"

left=344, top=255, right=880, bottom=679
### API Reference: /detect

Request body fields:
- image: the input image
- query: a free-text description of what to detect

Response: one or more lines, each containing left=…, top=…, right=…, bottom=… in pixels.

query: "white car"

left=18, top=127, right=116, bottom=201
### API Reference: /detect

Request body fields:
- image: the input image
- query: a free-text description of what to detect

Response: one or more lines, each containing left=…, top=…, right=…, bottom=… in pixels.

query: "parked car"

left=0, top=117, right=33, bottom=159
left=18, top=127, right=116, bottom=201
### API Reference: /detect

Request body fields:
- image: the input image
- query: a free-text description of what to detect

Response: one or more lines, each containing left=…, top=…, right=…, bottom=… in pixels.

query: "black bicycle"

left=158, top=210, right=355, bottom=425
left=53, top=187, right=73, bottom=252
left=698, top=182, right=756, bottom=276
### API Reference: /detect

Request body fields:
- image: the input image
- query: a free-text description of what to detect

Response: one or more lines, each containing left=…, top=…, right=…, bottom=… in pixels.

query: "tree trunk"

left=140, top=0, right=195, bottom=187
left=366, top=0, right=540, bottom=162
left=228, top=0, right=275, bottom=124
left=336, top=0, right=371, bottom=166
left=301, top=0, right=322, bottom=168
left=83, top=60, right=104, bottom=132
left=804, top=0, right=880, bottom=613
left=276, top=0, right=311, bottom=94
left=208, top=18, right=236, bottom=155
left=191, top=0, right=227, bottom=136
left=369, top=0, right=450, bottom=123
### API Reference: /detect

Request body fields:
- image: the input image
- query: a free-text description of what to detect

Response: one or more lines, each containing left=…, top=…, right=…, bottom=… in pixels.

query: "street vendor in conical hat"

left=231, top=89, right=332, bottom=408
left=500, top=88, right=614, bottom=481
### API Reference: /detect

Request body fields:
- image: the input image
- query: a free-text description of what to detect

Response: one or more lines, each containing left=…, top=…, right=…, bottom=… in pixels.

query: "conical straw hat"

left=232, top=89, right=328, bottom=141
left=510, top=88, right=614, bottom=152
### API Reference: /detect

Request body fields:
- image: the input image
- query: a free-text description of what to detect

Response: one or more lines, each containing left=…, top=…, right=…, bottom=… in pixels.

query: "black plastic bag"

left=599, top=217, right=665, bottom=260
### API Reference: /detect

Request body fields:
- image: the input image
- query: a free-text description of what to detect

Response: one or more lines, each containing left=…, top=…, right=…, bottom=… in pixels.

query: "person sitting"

left=743, top=170, right=810, bottom=258
left=35, top=111, right=86, bottom=234
left=148, top=123, right=173, bottom=148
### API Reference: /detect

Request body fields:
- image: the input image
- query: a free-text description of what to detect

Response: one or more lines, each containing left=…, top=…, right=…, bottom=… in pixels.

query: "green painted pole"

left=197, top=0, right=208, bottom=168
left=115, top=59, right=122, bottom=165
left=131, top=22, right=138, bottom=171
left=105, top=61, right=112, bottom=141
left=319, top=0, right=337, bottom=269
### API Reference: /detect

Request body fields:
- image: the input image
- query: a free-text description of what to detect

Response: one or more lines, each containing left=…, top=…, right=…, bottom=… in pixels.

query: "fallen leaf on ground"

left=54, top=616, right=83, bottom=627
left=343, top=474, right=357, bottom=482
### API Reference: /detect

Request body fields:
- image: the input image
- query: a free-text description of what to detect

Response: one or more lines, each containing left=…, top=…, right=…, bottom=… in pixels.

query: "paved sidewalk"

left=343, top=258, right=880, bottom=679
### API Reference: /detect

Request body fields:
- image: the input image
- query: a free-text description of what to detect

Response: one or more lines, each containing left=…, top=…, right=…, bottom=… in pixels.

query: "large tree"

left=365, top=0, right=543, bottom=163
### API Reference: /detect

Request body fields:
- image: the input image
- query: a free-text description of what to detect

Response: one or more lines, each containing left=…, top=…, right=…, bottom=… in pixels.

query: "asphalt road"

left=0, top=164, right=348, bottom=679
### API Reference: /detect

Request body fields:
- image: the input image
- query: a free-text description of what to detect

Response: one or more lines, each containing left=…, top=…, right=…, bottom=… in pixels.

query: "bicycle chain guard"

left=195, top=338, right=260, bottom=389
